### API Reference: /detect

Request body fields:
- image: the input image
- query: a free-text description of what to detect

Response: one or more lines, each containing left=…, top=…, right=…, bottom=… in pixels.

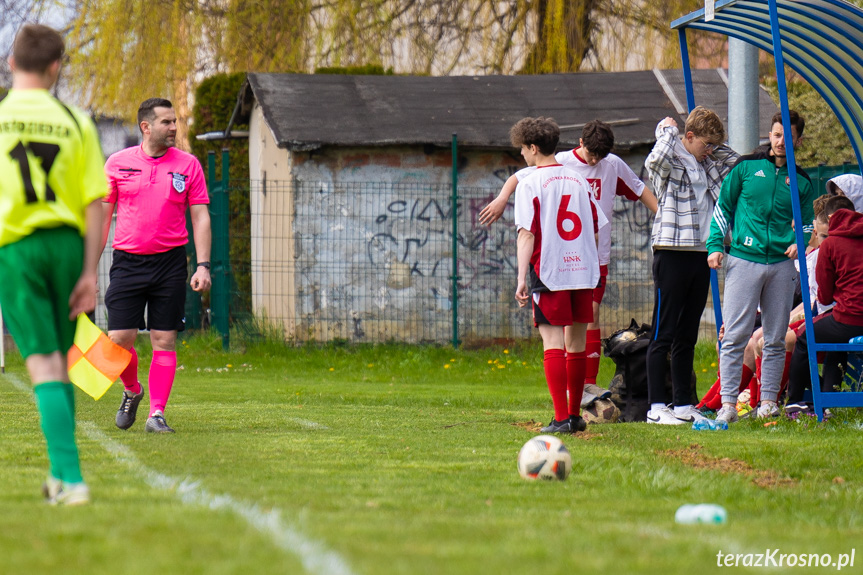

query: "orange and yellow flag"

left=67, top=314, right=132, bottom=400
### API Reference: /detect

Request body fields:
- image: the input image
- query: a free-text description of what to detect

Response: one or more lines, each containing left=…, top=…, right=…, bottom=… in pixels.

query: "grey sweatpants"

left=719, top=255, right=797, bottom=404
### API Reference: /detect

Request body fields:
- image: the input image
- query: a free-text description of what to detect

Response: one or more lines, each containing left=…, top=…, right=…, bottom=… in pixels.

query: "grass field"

left=1, top=333, right=861, bottom=575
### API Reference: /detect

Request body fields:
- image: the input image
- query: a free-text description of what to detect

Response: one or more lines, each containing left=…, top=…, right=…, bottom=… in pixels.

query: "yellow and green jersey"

left=0, top=89, right=107, bottom=247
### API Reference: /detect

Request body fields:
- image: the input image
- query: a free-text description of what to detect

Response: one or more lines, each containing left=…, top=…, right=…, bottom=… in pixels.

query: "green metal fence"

left=193, top=161, right=859, bottom=347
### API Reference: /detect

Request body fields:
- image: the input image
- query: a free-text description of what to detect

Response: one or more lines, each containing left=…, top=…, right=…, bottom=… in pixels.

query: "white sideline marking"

left=4, top=374, right=355, bottom=575
left=287, top=417, right=329, bottom=430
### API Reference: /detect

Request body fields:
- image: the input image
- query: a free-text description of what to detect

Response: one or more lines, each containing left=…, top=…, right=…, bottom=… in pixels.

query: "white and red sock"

left=566, top=351, right=587, bottom=417
left=543, top=349, right=569, bottom=422
left=584, top=329, right=601, bottom=384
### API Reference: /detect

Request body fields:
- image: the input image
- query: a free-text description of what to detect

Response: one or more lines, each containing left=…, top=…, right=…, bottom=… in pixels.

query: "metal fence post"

left=451, top=133, right=460, bottom=349
left=211, top=149, right=231, bottom=350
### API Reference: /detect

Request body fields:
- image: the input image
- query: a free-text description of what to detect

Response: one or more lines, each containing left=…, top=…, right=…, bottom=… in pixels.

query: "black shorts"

left=105, top=247, right=188, bottom=332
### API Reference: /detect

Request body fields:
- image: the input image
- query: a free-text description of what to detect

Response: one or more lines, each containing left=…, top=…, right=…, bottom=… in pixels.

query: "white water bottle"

left=675, top=504, right=727, bottom=524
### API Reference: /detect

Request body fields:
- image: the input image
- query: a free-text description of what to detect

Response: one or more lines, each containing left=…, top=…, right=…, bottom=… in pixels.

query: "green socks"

left=33, top=382, right=83, bottom=483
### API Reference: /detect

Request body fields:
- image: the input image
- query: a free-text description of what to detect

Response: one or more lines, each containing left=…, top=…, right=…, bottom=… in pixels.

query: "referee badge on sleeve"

left=171, top=172, right=187, bottom=193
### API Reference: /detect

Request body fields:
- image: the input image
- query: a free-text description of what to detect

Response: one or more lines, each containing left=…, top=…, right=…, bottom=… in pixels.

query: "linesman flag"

left=67, top=314, right=132, bottom=400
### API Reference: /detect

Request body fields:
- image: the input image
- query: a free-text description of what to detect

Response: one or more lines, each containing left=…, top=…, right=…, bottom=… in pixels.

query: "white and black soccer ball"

left=517, top=435, right=571, bottom=481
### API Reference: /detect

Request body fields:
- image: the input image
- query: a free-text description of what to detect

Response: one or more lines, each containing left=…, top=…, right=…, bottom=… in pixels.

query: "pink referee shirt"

left=105, top=146, right=209, bottom=255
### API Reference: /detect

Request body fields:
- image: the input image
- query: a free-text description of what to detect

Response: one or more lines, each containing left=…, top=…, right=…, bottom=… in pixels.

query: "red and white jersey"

left=515, top=148, right=645, bottom=265
left=514, top=164, right=608, bottom=291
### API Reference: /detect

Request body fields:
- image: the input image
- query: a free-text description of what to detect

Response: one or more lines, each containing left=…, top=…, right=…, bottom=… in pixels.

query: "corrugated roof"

left=240, top=70, right=777, bottom=151
left=671, top=0, right=863, bottom=166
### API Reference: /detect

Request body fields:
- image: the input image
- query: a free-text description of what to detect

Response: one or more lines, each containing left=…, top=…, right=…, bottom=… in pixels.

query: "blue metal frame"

left=674, top=0, right=863, bottom=420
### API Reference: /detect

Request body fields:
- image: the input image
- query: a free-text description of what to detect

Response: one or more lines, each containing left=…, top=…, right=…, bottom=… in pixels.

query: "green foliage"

left=189, top=72, right=253, bottom=323
left=314, top=64, right=394, bottom=75
left=2, top=341, right=862, bottom=573
left=763, top=78, right=858, bottom=167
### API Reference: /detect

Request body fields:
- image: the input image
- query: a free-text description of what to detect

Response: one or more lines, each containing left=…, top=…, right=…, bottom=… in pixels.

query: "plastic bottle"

left=692, top=419, right=729, bottom=431
left=675, top=504, right=727, bottom=525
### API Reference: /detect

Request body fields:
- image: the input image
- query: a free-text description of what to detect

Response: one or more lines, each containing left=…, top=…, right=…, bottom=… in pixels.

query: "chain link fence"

left=211, top=178, right=722, bottom=345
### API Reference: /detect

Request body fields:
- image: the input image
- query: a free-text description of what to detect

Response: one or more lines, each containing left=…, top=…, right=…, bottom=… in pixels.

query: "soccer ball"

left=582, top=398, right=620, bottom=424
left=517, top=435, right=572, bottom=480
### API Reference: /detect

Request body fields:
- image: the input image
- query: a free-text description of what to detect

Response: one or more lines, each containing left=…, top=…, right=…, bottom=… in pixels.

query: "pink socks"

left=149, top=350, right=177, bottom=416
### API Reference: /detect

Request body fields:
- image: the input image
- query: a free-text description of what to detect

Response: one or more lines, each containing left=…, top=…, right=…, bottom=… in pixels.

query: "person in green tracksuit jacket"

left=706, top=110, right=816, bottom=424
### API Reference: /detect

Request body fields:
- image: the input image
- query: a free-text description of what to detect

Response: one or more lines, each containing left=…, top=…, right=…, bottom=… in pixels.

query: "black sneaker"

left=569, top=415, right=587, bottom=432
left=784, top=402, right=813, bottom=420
left=540, top=418, right=571, bottom=433
left=145, top=413, right=175, bottom=433
left=116, top=389, right=144, bottom=430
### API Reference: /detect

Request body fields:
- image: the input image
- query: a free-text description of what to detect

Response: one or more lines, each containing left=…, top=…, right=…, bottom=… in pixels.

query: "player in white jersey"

left=510, top=117, right=608, bottom=434
left=482, top=121, right=657, bottom=388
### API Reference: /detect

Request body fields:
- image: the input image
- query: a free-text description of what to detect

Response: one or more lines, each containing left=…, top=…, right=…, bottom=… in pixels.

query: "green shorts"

left=0, top=226, right=83, bottom=358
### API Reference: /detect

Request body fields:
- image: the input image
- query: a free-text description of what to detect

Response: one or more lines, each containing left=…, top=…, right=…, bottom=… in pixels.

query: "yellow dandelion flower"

left=329, top=367, right=335, bottom=371
left=367, top=364, right=374, bottom=368
left=710, top=362, right=717, bottom=367
left=444, top=364, right=451, bottom=369
left=503, top=349, right=509, bottom=354
left=488, top=360, right=493, bottom=364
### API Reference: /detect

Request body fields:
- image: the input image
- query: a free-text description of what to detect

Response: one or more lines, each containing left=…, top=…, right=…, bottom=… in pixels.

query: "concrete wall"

left=249, top=114, right=659, bottom=342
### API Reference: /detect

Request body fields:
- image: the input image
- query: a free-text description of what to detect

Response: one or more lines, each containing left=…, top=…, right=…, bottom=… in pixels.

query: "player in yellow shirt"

left=0, top=24, right=106, bottom=505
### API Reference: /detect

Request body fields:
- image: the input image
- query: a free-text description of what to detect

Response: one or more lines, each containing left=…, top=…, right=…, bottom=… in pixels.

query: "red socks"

left=543, top=349, right=569, bottom=422
left=567, top=351, right=586, bottom=417
left=149, top=351, right=177, bottom=416
left=584, top=329, right=601, bottom=385
left=120, top=346, right=142, bottom=395
left=698, top=364, right=755, bottom=411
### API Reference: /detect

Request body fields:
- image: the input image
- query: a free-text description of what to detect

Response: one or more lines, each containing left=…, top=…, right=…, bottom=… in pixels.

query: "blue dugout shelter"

left=672, top=0, right=863, bottom=421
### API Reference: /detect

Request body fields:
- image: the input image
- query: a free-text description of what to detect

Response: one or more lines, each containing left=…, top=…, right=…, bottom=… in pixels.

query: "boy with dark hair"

left=510, top=117, right=608, bottom=433
left=483, top=119, right=656, bottom=391
left=785, top=195, right=863, bottom=414
left=0, top=24, right=107, bottom=505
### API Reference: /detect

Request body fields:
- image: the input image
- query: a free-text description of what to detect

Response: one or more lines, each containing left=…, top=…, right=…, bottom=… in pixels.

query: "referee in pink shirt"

left=100, top=98, right=211, bottom=433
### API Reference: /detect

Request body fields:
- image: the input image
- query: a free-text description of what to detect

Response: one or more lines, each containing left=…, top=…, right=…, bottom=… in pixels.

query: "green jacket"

left=707, top=149, right=815, bottom=264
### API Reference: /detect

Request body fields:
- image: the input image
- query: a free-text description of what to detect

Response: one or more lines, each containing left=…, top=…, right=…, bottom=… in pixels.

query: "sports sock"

left=120, top=346, right=142, bottom=394
left=543, top=349, right=569, bottom=422
left=778, top=351, right=793, bottom=399
left=650, top=402, right=666, bottom=412
left=752, top=356, right=763, bottom=407
left=738, top=364, right=754, bottom=393
left=584, top=329, right=601, bottom=385
left=34, top=382, right=83, bottom=483
left=566, top=351, right=586, bottom=417
left=149, top=351, right=177, bottom=417
left=698, top=377, right=721, bottom=410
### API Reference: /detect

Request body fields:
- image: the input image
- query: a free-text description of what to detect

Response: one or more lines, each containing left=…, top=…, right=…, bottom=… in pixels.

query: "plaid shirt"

left=645, top=123, right=739, bottom=248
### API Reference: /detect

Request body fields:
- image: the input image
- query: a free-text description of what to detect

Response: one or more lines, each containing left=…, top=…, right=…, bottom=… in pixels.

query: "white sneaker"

left=646, top=406, right=686, bottom=425
left=716, top=405, right=739, bottom=424
left=42, top=477, right=90, bottom=506
left=673, top=405, right=710, bottom=424
left=756, top=401, right=780, bottom=419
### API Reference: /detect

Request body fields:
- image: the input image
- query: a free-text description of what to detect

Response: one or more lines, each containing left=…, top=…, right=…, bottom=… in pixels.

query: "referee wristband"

left=197, top=261, right=211, bottom=270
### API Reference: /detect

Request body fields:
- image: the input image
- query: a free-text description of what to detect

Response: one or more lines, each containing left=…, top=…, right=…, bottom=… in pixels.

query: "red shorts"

left=532, top=289, right=594, bottom=326
left=593, top=264, right=609, bottom=304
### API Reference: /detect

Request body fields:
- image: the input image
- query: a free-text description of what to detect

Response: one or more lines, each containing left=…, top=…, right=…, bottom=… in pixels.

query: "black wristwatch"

left=197, top=261, right=211, bottom=270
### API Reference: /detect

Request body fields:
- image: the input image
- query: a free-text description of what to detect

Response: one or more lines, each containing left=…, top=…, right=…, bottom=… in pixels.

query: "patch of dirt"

left=511, top=420, right=601, bottom=440
left=659, top=443, right=797, bottom=489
